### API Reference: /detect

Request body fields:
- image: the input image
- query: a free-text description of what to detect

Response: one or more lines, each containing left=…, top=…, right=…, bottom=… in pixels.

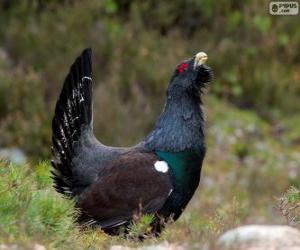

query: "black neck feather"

left=145, top=87, right=205, bottom=153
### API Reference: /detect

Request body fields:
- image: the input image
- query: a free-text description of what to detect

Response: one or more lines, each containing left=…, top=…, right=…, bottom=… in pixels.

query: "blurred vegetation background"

left=0, top=0, right=299, bottom=248
left=0, top=0, right=299, bottom=159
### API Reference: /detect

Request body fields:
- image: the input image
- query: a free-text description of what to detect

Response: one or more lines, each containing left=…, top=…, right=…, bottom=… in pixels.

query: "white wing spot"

left=79, top=95, right=84, bottom=103
left=82, top=76, right=92, bottom=81
left=154, top=161, right=169, bottom=173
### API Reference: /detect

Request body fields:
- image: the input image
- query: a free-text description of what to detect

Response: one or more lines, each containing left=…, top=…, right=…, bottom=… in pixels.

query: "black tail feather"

left=51, top=48, right=93, bottom=198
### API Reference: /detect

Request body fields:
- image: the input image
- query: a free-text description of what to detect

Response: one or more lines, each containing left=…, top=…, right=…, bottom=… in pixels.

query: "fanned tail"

left=51, top=48, right=93, bottom=198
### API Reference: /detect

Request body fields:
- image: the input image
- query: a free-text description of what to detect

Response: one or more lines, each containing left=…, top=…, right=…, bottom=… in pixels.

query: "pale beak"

left=194, top=52, right=208, bottom=69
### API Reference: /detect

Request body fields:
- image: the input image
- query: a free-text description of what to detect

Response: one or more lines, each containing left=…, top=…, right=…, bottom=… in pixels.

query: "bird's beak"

left=194, top=52, right=208, bottom=69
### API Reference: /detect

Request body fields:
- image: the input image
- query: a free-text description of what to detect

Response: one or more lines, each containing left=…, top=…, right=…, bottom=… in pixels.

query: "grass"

left=1, top=97, right=299, bottom=249
left=277, top=186, right=300, bottom=227
left=0, top=161, right=76, bottom=248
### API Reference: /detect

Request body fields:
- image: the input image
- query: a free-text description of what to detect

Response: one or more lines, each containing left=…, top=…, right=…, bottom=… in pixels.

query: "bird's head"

left=168, top=52, right=213, bottom=100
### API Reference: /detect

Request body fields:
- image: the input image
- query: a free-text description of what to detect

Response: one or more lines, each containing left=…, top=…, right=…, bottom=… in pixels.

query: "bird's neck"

left=145, top=92, right=205, bottom=153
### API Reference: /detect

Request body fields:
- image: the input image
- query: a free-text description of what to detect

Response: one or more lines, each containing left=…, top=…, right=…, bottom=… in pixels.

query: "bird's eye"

left=177, top=63, right=188, bottom=74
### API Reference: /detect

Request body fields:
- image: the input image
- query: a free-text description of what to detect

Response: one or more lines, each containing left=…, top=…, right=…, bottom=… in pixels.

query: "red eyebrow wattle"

left=178, top=63, right=188, bottom=73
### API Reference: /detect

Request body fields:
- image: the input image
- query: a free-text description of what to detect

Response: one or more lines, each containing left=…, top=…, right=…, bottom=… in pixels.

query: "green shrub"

left=0, top=160, right=77, bottom=247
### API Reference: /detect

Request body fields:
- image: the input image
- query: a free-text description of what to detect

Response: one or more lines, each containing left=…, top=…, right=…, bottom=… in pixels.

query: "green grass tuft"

left=127, top=214, right=156, bottom=239
left=0, top=160, right=77, bottom=248
left=277, top=186, right=300, bottom=228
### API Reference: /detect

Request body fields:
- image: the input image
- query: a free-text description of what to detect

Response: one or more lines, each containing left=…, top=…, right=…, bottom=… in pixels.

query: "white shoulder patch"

left=154, top=161, right=169, bottom=173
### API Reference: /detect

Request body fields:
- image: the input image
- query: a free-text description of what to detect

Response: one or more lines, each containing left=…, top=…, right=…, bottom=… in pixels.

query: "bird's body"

left=51, top=49, right=212, bottom=235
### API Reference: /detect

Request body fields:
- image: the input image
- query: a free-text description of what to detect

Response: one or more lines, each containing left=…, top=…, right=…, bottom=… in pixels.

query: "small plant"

left=207, top=197, right=247, bottom=236
left=0, top=160, right=78, bottom=247
left=127, top=212, right=156, bottom=240
left=277, top=186, right=300, bottom=227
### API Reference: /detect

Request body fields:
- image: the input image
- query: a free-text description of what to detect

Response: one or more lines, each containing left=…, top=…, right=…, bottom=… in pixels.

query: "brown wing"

left=76, top=150, right=173, bottom=229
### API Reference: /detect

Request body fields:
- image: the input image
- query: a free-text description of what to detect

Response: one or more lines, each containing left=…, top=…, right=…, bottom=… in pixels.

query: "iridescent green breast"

left=156, top=150, right=204, bottom=191
left=155, top=150, right=205, bottom=219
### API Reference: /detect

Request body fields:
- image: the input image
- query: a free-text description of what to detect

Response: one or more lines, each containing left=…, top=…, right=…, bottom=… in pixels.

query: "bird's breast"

left=155, top=150, right=204, bottom=220
left=156, top=150, right=203, bottom=194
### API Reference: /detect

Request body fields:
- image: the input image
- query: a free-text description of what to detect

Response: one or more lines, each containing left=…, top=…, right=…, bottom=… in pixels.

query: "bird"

left=51, top=48, right=212, bottom=236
